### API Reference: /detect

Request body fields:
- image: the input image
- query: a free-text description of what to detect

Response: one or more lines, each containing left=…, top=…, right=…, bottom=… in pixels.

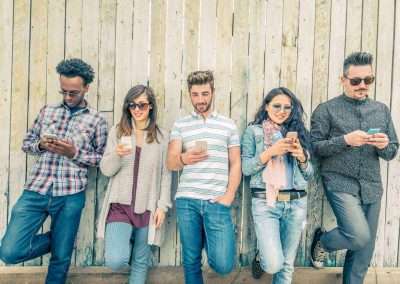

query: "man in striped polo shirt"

left=167, top=70, right=241, bottom=284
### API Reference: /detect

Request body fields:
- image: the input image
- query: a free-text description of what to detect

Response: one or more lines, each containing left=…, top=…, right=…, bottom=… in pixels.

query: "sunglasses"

left=128, top=102, right=151, bottom=111
left=270, top=104, right=292, bottom=113
left=344, top=75, right=375, bottom=86
left=58, top=90, right=82, bottom=97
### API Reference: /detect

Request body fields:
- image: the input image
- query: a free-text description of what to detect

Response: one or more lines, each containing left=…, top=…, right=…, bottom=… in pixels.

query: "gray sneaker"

left=310, top=228, right=327, bottom=269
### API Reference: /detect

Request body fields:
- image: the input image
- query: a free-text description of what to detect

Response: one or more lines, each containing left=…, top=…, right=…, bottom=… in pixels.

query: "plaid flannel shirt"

left=22, top=102, right=108, bottom=196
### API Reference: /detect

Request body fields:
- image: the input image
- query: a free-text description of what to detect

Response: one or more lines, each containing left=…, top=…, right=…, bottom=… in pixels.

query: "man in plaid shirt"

left=0, top=58, right=108, bottom=284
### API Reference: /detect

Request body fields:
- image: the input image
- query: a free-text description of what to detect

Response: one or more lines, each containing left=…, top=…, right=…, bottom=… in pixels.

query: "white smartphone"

left=120, top=136, right=132, bottom=150
left=195, top=140, right=208, bottom=152
left=286, top=131, right=298, bottom=143
left=42, top=133, right=58, bottom=143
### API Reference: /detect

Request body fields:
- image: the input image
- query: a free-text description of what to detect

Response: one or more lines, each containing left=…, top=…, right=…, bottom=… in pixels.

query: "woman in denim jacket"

left=241, top=87, right=314, bottom=284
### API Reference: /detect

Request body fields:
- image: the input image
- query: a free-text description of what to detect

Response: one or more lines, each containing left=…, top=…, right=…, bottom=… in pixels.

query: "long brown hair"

left=116, top=85, right=162, bottom=143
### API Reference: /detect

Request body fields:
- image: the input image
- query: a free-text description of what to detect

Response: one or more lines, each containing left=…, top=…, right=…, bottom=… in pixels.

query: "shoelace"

left=314, top=241, right=326, bottom=261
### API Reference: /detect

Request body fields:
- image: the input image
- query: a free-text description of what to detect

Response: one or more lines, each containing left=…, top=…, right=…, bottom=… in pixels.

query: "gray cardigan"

left=97, top=125, right=172, bottom=246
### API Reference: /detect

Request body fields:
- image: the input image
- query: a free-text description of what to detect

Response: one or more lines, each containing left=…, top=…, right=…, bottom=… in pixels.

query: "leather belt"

left=252, top=191, right=306, bottom=201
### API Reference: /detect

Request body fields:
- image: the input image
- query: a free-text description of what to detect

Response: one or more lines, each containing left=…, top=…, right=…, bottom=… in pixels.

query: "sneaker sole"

left=311, top=258, right=324, bottom=269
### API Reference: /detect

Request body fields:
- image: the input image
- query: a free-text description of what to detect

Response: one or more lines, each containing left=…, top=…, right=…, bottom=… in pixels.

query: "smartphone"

left=367, top=128, right=381, bottom=135
left=195, top=141, right=208, bottom=152
left=120, top=136, right=132, bottom=150
left=286, top=131, right=298, bottom=143
left=42, top=133, right=58, bottom=143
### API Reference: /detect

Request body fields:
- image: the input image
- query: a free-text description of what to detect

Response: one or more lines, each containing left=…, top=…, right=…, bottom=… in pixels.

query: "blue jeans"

left=252, top=197, right=307, bottom=284
left=320, top=190, right=380, bottom=284
left=176, top=198, right=236, bottom=284
left=105, top=222, right=151, bottom=284
left=0, top=189, right=85, bottom=284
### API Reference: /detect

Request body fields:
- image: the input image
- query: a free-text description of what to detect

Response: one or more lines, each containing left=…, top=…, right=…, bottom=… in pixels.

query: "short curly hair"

left=56, top=58, right=95, bottom=85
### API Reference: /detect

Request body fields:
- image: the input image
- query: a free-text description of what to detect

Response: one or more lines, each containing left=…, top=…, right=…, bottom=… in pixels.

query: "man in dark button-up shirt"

left=309, top=52, right=398, bottom=284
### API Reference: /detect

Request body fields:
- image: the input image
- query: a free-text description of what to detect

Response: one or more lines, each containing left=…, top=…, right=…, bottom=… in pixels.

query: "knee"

left=261, top=260, right=284, bottom=274
left=347, top=231, right=371, bottom=250
left=210, top=259, right=235, bottom=276
left=0, top=245, right=21, bottom=264
left=105, top=254, right=129, bottom=271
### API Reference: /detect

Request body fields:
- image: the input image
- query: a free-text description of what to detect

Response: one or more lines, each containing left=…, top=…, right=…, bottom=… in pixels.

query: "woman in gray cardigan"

left=97, top=85, right=171, bottom=284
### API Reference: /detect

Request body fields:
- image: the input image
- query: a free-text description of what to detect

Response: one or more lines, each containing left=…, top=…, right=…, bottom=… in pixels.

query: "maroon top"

left=106, top=146, right=151, bottom=228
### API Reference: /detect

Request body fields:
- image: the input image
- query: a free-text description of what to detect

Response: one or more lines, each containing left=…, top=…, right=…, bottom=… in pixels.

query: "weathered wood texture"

left=0, top=0, right=399, bottom=268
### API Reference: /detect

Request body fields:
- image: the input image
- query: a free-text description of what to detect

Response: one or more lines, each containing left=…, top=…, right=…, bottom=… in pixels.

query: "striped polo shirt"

left=170, top=111, right=240, bottom=200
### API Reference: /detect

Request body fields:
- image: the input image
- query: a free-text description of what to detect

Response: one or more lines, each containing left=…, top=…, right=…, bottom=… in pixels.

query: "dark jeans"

left=0, top=190, right=85, bottom=284
left=320, top=190, right=380, bottom=284
left=176, top=198, right=236, bottom=284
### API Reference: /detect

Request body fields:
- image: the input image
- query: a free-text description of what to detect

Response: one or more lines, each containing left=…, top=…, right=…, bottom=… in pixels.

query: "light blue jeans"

left=176, top=198, right=236, bottom=284
left=105, top=222, right=151, bottom=284
left=252, top=196, right=307, bottom=284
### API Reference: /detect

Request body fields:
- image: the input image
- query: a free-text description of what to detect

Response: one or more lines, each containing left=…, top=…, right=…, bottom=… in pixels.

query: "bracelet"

left=179, top=153, right=187, bottom=166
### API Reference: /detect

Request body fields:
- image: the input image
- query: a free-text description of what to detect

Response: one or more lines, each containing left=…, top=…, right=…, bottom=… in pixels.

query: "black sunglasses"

left=128, top=102, right=151, bottom=111
left=344, top=75, right=375, bottom=86
left=270, top=103, right=292, bottom=113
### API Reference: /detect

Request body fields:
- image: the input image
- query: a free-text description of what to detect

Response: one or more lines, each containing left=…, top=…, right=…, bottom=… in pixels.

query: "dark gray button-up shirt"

left=311, top=94, right=398, bottom=204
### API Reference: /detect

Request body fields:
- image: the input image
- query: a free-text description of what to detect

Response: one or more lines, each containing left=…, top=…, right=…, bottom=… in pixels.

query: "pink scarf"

left=262, top=119, right=287, bottom=207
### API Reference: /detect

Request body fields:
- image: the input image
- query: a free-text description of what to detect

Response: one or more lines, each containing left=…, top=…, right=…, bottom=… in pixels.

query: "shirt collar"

left=341, top=93, right=370, bottom=105
left=191, top=111, right=218, bottom=119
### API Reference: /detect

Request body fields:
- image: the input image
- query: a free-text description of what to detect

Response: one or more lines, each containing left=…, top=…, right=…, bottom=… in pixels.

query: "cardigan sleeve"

left=157, top=133, right=172, bottom=212
left=99, top=126, right=123, bottom=177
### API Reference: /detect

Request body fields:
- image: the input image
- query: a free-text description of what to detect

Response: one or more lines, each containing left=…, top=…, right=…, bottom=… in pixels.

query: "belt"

left=252, top=190, right=306, bottom=201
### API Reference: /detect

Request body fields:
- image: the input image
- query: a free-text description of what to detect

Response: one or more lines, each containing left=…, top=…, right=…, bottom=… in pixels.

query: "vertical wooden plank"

left=181, top=0, right=200, bottom=115
left=131, top=0, right=151, bottom=85
left=264, top=0, right=283, bottom=95
left=214, top=0, right=233, bottom=117
left=8, top=0, right=31, bottom=268
left=311, top=0, right=331, bottom=111
left=114, top=0, right=134, bottom=124
left=159, top=0, right=183, bottom=266
left=310, top=0, right=332, bottom=267
left=199, top=0, right=217, bottom=70
left=294, top=0, right=315, bottom=266
left=392, top=1, right=400, bottom=268
left=361, top=0, right=379, bottom=99
left=246, top=0, right=266, bottom=122
left=25, top=0, right=48, bottom=266
left=74, top=0, right=101, bottom=267
left=230, top=0, right=249, bottom=133
left=0, top=0, right=13, bottom=266
left=46, top=0, right=65, bottom=105
left=98, top=0, right=116, bottom=112
left=65, top=0, right=82, bottom=58
left=371, top=0, right=395, bottom=268
left=93, top=112, right=113, bottom=266
left=279, top=0, right=299, bottom=91
left=230, top=0, right=250, bottom=265
left=327, top=0, right=347, bottom=266
left=149, top=0, right=167, bottom=127
left=327, top=0, right=346, bottom=100
left=93, top=1, right=117, bottom=266
left=344, top=0, right=362, bottom=56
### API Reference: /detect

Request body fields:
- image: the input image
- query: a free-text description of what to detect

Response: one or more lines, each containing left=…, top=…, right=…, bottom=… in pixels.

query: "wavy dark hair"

left=250, top=87, right=311, bottom=153
left=116, top=85, right=162, bottom=144
left=56, top=58, right=95, bottom=85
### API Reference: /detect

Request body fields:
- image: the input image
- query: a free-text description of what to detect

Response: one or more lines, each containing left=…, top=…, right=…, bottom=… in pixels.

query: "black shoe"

left=310, top=228, right=327, bottom=269
left=251, top=250, right=264, bottom=279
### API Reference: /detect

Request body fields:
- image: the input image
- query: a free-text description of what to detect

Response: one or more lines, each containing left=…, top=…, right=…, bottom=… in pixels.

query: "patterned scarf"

left=262, top=119, right=287, bottom=207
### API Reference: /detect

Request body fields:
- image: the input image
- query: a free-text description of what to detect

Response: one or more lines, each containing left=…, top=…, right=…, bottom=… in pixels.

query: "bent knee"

left=0, top=246, right=22, bottom=264
left=348, top=235, right=370, bottom=250
left=261, top=261, right=284, bottom=274
left=211, top=260, right=235, bottom=276
left=105, top=255, right=129, bottom=271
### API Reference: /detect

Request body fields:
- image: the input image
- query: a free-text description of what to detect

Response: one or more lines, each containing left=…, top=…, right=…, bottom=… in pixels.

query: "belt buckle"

left=277, top=193, right=290, bottom=202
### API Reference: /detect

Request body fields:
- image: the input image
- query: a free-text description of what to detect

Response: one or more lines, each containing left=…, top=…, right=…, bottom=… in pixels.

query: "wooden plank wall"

left=0, top=0, right=399, bottom=268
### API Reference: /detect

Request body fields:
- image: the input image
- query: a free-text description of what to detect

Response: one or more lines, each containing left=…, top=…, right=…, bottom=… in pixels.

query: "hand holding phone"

left=195, top=141, right=208, bottom=153
left=367, top=128, right=381, bottom=135
left=286, top=131, right=298, bottom=143
left=42, top=133, right=58, bottom=143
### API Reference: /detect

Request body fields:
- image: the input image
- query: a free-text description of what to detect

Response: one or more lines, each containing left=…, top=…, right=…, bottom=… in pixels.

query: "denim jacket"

left=241, top=124, right=314, bottom=191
